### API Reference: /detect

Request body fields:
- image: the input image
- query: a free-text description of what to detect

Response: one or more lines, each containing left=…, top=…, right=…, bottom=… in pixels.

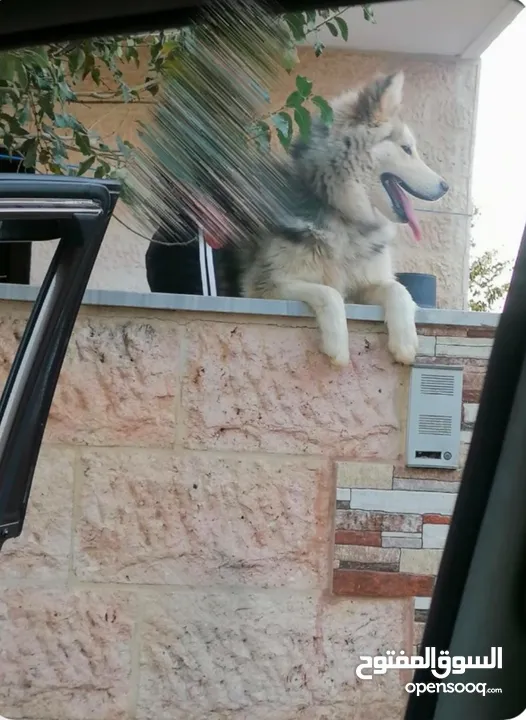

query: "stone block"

left=0, top=590, right=134, bottom=720
left=43, top=318, right=179, bottom=446
left=137, top=590, right=409, bottom=719
left=181, top=322, right=404, bottom=457
left=75, top=449, right=332, bottom=589
left=0, top=447, right=74, bottom=583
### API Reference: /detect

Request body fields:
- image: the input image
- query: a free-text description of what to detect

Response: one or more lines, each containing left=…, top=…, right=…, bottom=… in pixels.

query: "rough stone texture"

left=137, top=591, right=409, bottom=720
left=0, top=590, right=134, bottom=720
left=46, top=317, right=179, bottom=446
left=30, top=50, right=477, bottom=312
left=75, top=450, right=332, bottom=589
left=0, top=448, right=74, bottom=583
left=0, top=312, right=180, bottom=447
left=182, top=322, right=405, bottom=457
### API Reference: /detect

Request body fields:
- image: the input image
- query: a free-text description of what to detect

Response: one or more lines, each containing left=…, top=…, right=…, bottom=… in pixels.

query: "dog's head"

left=328, top=71, right=449, bottom=241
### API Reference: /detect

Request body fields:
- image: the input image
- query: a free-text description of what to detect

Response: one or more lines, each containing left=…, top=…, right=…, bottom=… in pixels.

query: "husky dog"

left=239, top=71, right=449, bottom=366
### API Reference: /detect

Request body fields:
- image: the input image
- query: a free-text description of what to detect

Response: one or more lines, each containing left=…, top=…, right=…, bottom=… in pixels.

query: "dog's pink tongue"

left=399, top=189, right=422, bottom=242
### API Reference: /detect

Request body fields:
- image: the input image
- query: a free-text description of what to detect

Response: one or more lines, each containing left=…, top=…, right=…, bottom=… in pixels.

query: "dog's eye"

left=401, top=144, right=413, bottom=156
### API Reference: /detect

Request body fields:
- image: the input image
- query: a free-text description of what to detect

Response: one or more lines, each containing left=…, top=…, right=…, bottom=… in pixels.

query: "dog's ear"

left=353, top=71, right=404, bottom=125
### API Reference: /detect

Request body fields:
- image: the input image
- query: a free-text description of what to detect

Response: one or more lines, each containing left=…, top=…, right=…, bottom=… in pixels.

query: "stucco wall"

left=29, top=48, right=479, bottom=308
left=0, top=297, right=496, bottom=719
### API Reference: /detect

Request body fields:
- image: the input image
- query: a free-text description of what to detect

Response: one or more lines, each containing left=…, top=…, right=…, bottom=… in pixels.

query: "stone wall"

left=29, top=47, right=479, bottom=309
left=0, top=298, right=496, bottom=720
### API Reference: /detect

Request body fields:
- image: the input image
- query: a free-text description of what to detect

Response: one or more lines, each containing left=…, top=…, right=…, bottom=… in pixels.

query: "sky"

left=471, top=6, right=526, bottom=271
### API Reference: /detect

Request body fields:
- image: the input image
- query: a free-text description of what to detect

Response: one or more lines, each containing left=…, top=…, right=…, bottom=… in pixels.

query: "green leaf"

left=55, top=112, right=84, bottom=131
left=312, top=95, right=334, bottom=125
left=68, top=48, right=86, bottom=75
left=334, top=17, right=349, bottom=42
left=0, top=54, right=17, bottom=82
left=253, top=120, right=271, bottom=152
left=116, top=135, right=132, bottom=159
left=74, top=131, right=91, bottom=156
left=285, top=90, right=304, bottom=109
left=94, top=161, right=111, bottom=178
left=77, top=156, right=95, bottom=176
left=91, top=67, right=101, bottom=85
left=295, top=75, right=313, bottom=99
left=13, top=59, right=28, bottom=90
left=40, top=94, right=55, bottom=120
left=20, top=137, right=37, bottom=169
left=271, top=111, right=293, bottom=149
left=284, top=13, right=307, bottom=42
left=58, top=81, right=76, bottom=101
left=282, top=47, right=299, bottom=73
left=362, top=4, right=376, bottom=23
left=326, top=21, right=338, bottom=37
left=294, top=106, right=311, bottom=141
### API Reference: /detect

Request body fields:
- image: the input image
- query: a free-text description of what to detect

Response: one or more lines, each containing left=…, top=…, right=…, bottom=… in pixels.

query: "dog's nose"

left=439, top=180, right=449, bottom=193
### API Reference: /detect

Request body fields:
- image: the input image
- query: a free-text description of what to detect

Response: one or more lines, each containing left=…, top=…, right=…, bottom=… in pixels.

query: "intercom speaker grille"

left=420, top=373, right=455, bottom=396
left=418, top=414, right=453, bottom=436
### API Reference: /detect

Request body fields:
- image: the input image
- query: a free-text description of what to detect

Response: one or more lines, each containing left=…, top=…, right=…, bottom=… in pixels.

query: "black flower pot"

left=396, top=272, right=437, bottom=309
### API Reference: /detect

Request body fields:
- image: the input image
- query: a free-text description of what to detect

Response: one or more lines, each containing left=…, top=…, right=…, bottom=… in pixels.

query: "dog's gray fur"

left=238, top=71, right=449, bottom=366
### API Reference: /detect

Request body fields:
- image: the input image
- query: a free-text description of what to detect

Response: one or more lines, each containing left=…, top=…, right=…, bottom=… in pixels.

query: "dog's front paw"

left=388, top=325, right=418, bottom=365
left=322, top=331, right=350, bottom=367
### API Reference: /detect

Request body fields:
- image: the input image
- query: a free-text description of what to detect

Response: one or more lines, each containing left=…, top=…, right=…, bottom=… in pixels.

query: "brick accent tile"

left=335, top=461, right=393, bottom=489
left=335, top=510, right=422, bottom=533
left=414, top=609, right=429, bottom=623
left=418, top=326, right=468, bottom=337
left=417, top=335, right=436, bottom=356
left=334, top=545, right=400, bottom=566
left=423, top=514, right=451, bottom=525
left=382, top=532, right=422, bottom=549
left=463, top=369, right=488, bottom=403
left=351, top=489, right=456, bottom=516
left=333, top=570, right=435, bottom=597
left=334, top=530, right=381, bottom=546
left=463, top=402, right=479, bottom=427
left=393, top=478, right=460, bottom=493
left=394, top=465, right=462, bottom=482
left=400, top=549, right=443, bottom=575
left=339, top=561, right=399, bottom=572
left=466, top=327, right=497, bottom=338
left=414, top=621, right=427, bottom=646
left=423, top=523, right=449, bottom=549
left=436, top=337, right=493, bottom=360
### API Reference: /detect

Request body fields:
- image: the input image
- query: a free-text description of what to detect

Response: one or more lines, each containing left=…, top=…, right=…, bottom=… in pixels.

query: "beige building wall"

left=30, top=48, right=480, bottom=309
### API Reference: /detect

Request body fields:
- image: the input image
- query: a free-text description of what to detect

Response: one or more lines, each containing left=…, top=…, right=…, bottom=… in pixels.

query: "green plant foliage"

left=0, top=6, right=374, bottom=176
